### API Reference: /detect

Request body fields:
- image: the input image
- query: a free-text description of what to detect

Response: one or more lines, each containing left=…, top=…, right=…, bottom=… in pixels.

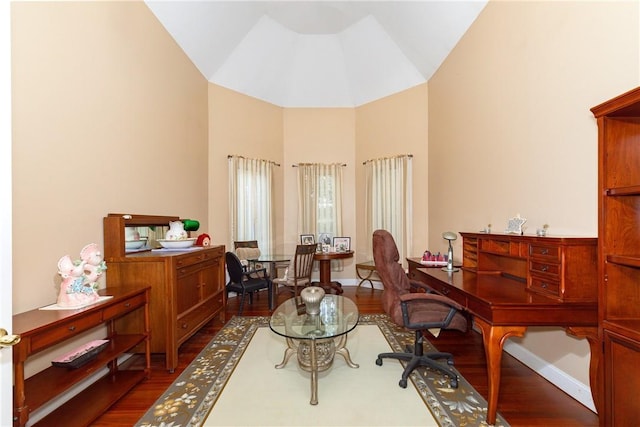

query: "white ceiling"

left=146, top=1, right=487, bottom=107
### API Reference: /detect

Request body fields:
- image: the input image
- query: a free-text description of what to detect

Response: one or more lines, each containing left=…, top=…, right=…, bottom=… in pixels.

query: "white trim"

left=503, top=340, right=597, bottom=413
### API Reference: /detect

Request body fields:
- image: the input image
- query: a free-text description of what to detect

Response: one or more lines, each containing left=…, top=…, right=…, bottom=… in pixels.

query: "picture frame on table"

left=300, top=234, right=315, bottom=245
left=333, top=237, right=351, bottom=252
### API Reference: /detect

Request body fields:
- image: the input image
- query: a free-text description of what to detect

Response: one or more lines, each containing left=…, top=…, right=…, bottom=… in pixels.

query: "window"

left=296, top=163, right=343, bottom=243
left=228, top=156, right=275, bottom=253
left=364, top=155, right=413, bottom=264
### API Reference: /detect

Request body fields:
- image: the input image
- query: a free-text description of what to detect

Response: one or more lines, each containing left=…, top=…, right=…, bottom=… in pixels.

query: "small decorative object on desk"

left=420, top=250, right=448, bottom=266
left=506, top=214, right=527, bottom=235
left=536, top=224, right=549, bottom=237
left=56, top=243, right=107, bottom=308
left=52, top=339, right=109, bottom=369
left=300, top=286, right=325, bottom=315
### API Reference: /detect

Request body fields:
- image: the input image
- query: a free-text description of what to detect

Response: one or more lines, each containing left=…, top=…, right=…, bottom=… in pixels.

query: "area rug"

left=136, top=314, right=509, bottom=427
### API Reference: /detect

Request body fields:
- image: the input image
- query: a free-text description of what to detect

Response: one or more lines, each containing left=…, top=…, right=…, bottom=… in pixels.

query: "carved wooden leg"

left=474, top=318, right=526, bottom=425
left=566, top=326, right=601, bottom=415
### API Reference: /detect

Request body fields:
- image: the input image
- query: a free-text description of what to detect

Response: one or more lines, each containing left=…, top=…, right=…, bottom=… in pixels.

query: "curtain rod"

left=292, top=162, right=347, bottom=167
left=227, top=154, right=280, bottom=167
left=362, top=154, right=413, bottom=165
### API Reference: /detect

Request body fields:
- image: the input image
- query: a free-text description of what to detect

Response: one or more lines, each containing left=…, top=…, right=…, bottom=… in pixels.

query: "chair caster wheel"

left=399, top=379, right=408, bottom=388
left=376, top=358, right=383, bottom=366
left=450, top=378, right=458, bottom=388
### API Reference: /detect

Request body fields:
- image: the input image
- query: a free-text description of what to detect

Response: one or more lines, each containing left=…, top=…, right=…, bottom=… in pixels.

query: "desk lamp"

left=442, top=231, right=459, bottom=272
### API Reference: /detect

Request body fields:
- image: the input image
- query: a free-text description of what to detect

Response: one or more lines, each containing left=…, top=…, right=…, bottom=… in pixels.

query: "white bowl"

left=157, top=238, right=196, bottom=249
left=125, top=239, right=147, bottom=250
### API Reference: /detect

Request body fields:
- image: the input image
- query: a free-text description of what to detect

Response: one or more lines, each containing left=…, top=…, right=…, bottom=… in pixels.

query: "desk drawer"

left=29, top=311, right=103, bottom=352
left=529, top=244, right=561, bottom=261
left=529, top=260, right=560, bottom=277
left=529, top=276, right=560, bottom=298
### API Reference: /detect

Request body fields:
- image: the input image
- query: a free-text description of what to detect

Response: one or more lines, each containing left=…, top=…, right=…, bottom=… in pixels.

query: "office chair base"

left=376, top=350, right=459, bottom=389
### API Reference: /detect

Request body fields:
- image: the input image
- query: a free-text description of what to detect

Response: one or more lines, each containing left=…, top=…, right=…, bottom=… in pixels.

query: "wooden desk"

left=313, top=251, right=354, bottom=294
left=407, top=232, right=600, bottom=425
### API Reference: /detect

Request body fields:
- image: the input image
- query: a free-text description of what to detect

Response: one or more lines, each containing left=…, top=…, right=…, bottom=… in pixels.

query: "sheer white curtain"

left=365, top=155, right=413, bottom=264
left=228, top=156, right=274, bottom=254
left=297, top=162, right=343, bottom=241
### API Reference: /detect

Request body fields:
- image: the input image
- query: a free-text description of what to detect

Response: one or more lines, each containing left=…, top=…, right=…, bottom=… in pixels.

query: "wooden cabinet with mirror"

left=103, top=213, right=225, bottom=372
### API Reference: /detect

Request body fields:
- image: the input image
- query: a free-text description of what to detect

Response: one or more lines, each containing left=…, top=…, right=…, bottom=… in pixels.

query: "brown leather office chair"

left=273, top=244, right=317, bottom=296
left=372, top=229, right=468, bottom=388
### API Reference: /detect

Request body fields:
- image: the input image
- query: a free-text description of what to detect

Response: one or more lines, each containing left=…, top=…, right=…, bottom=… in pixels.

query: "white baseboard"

left=502, top=340, right=597, bottom=413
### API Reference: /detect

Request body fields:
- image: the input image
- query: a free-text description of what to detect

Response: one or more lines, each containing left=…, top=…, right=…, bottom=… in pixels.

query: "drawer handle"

left=541, top=249, right=549, bottom=255
left=68, top=325, right=76, bottom=331
left=541, top=265, right=549, bottom=272
left=181, top=323, right=188, bottom=329
left=541, top=282, right=548, bottom=289
left=124, top=303, right=131, bottom=308
left=440, top=287, right=450, bottom=296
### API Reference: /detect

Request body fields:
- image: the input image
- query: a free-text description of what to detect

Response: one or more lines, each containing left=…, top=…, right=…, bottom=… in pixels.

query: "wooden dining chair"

left=273, top=244, right=317, bottom=296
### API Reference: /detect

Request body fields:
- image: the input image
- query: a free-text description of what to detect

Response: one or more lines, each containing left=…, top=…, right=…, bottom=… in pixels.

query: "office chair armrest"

left=399, top=292, right=465, bottom=312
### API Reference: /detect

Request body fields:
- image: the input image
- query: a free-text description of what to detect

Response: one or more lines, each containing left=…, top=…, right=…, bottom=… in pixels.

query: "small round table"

left=269, top=294, right=359, bottom=405
left=313, top=250, right=354, bottom=294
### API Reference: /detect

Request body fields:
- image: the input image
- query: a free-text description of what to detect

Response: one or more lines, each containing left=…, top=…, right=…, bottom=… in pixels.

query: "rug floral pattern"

left=136, top=314, right=509, bottom=427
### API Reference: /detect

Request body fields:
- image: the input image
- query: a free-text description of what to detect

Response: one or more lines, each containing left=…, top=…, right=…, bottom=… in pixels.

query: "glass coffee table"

left=269, top=294, right=359, bottom=405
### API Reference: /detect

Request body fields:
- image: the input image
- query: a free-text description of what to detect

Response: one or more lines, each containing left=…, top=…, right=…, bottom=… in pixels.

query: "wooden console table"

left=12, top=287, right=150, bottom=427
left=407, top=232, right=600, bottom=425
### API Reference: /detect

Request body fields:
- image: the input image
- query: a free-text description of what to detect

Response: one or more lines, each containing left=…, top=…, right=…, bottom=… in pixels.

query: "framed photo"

left=300, top=234, right=315, bottom=245
left=333, top=237, right=351, bottom=252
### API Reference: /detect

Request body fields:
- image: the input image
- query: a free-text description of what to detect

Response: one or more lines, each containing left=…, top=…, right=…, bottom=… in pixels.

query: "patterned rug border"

left=136, top=314, right=509, bottom=427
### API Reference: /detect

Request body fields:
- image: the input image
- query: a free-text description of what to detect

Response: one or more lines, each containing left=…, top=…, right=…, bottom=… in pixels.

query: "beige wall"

left=208, top=84, right=284, bottom=251
left=429, top=0, right=639, bottom=388
left=11, top=1, right=208, bottom=373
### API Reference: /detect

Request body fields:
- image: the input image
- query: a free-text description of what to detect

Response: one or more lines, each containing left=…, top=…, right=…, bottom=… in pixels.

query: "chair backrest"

left=291, top=243, right=317, bottom=281
left=372, top=229, right=411, bottom=325
left=225, top=252, right=245, bottom=284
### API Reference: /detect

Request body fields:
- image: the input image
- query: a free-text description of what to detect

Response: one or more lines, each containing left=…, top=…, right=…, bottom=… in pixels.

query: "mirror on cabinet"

left=103, top=213, right=181, bottom=260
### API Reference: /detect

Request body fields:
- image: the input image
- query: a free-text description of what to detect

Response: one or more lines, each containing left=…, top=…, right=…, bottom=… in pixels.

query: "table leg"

left=356, top=266, right=375, bottom=289
left=474, top=318, right=526, bottom=425
left=310, top=338, right=318, bottom=405
left=317, top=260, right=344, bottom=294
left=275, top=337, right=297, bottom=369
left=566, top=326, right=601, bottom=415
left=334, top=333, right=359, bottom=368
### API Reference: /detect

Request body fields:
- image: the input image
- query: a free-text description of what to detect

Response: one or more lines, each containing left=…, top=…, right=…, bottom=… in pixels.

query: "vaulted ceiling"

left=146, top=1, right=487, bottom=107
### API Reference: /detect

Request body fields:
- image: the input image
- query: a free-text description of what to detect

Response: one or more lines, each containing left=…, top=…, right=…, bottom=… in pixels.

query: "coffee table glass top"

left=269, top=295, right=358, bottom=341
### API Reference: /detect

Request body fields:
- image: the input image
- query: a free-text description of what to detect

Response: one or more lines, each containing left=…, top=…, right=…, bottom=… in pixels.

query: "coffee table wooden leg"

left=474, top=318, right=526, bottom=425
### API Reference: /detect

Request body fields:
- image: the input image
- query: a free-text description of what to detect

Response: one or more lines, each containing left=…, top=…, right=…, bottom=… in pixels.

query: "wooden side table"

left=313, top=251, right=354, bottom=294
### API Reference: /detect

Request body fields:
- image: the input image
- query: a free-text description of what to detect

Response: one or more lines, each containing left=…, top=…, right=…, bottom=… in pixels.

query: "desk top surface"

left=414, top=267, right=597, bottom=326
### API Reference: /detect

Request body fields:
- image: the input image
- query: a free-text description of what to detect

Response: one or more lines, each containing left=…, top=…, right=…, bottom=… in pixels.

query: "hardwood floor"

left=93, top=286, right=599, bottom=426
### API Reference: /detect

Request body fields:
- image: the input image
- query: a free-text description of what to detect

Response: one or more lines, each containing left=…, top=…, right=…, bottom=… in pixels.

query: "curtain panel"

left=228, top=156, right=274, bottom=254
left=365, top=155, right=413, bottom=265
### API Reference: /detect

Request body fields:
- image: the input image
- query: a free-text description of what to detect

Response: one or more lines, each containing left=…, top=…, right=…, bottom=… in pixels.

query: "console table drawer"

left=103, top=293, right=147, bottom=320
left=176, top=304, right=214, bottom=342
left=529, top=276, right=560, bottom=298
left=529, top=244, right=561, bottom=261
left=29, top=311, right=103, bottom=353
